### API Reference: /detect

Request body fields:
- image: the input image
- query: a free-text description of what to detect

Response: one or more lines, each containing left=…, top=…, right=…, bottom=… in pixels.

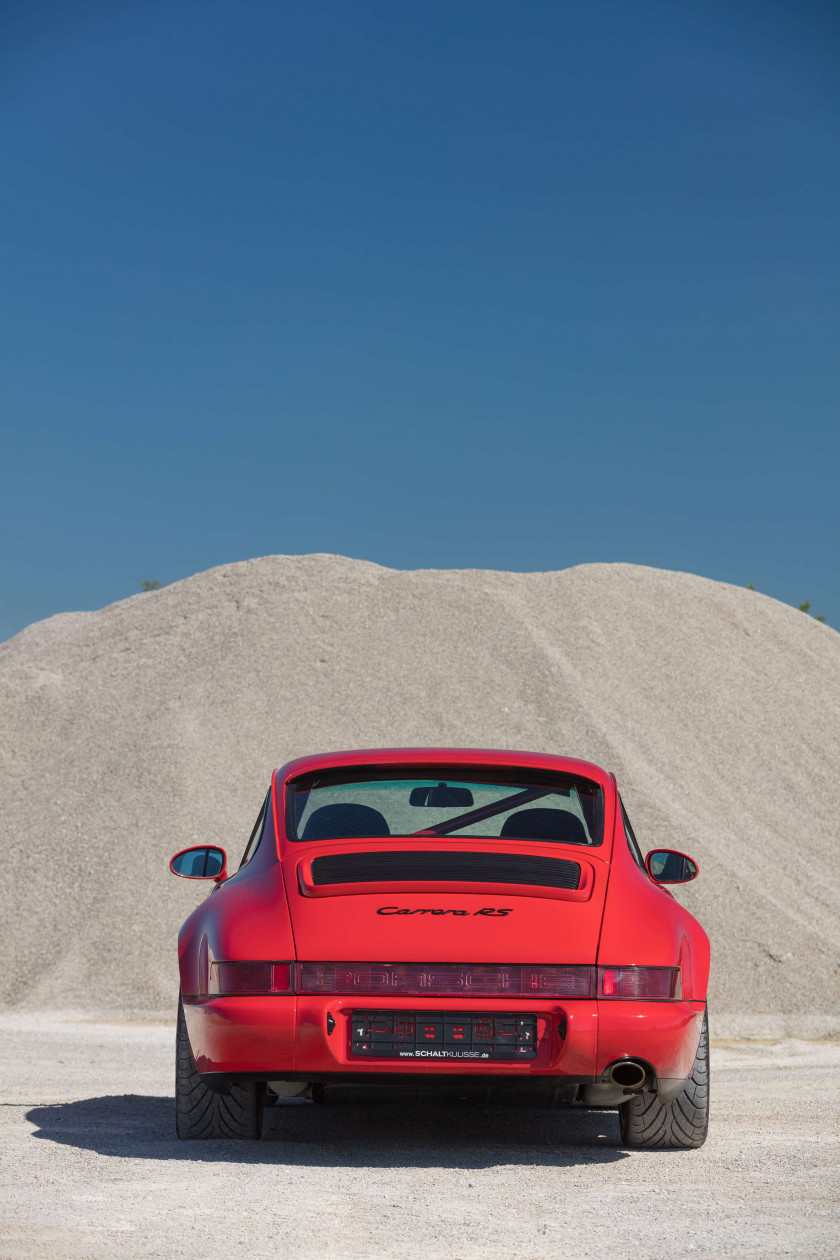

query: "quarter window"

left=620, top=797, right=646, bottom=870
left=239, top=790, right=269, bottom=868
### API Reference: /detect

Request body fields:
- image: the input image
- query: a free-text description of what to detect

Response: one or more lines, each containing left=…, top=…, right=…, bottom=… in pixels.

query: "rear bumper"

left=183, top=994, right=705, bottom=1086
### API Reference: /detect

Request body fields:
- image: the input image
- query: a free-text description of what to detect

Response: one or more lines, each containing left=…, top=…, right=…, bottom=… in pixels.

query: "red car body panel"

left=599, top=810, right=710, bottom=1000
left=177, top=748, right=709, bottom=1095
left=285, top=850, right=607, bottom=964
left=182, top=995, right=705, bottom=1081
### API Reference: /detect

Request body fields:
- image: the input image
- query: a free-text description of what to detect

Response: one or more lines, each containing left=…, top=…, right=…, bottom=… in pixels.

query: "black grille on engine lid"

left=309, top=850, right=581, bottom=890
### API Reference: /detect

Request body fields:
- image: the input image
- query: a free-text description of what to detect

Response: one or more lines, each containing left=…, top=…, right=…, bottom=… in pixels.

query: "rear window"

left=287, top=766, right=604, bottom=846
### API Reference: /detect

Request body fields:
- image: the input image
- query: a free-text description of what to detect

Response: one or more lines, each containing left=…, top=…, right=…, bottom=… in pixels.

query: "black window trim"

left=619, top=796, right=646, bottom=871
left=239, top=787, right=270, bottom=868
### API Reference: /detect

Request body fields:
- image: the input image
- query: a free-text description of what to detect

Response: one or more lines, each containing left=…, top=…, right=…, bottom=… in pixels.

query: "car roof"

left=276, top=747, right=611, bottom=787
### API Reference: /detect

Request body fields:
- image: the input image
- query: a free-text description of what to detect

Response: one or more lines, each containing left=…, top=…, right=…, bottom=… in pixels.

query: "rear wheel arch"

left=619, top=1011, right=709, bottom=1149
left=175, top=995, right=265, bottom=1140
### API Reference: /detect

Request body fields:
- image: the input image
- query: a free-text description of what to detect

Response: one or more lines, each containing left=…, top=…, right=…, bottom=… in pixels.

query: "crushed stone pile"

left=1, top=555, right=838, bottom=1024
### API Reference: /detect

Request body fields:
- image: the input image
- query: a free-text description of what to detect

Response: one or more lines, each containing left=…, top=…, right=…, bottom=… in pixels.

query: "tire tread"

left=619, top=1012, right=709, bottom=1149
left=175, top=996, right=264, bottom=1139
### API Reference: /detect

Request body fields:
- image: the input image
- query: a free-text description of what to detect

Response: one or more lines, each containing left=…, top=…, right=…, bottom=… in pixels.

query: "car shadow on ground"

left=26, top=1095, right=630, bottom=1167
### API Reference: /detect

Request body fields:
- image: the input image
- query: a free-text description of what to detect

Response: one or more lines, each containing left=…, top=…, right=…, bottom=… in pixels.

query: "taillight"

left=204, top=962, right=679, bottom=999
left=598, top=966, right=681, bottom=999
left=296, top=963, right=595, bottom=998
left=208, top=962, right=294, bottom=995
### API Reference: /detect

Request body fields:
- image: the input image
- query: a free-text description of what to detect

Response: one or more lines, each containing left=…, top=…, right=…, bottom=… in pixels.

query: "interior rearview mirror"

left=645, top=848, right=698, bottom=884
left=409, top=782, right=475, bottom=807
left=170, top=845, right=228, bottom=881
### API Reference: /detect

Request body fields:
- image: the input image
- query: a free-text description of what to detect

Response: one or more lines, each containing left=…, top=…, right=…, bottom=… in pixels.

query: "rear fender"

left=597, top=801, right=710, bottom=999
left=178, top=797, right=295, bottom=997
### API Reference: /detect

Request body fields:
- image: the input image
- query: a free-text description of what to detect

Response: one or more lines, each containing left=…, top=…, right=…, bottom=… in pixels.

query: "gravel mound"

left=1, top=554, right=837, bottom=1020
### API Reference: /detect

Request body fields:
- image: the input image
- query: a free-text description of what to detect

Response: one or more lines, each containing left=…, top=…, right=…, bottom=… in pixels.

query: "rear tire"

left=619, top=1012, right=709, bottom=1149
left=175, top=996, right=265, bottom=1139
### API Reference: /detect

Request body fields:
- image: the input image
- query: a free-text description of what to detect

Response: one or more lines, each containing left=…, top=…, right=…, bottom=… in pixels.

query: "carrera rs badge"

left=376, top=906, right=512, bottom=917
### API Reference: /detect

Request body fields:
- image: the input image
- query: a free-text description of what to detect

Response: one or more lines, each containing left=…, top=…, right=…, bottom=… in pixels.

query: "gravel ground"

left=1, top=1015, right=838, bottom=1258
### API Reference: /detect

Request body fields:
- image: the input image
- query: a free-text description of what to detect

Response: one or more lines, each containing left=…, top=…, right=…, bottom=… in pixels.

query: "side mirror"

left=170, top=845, right=228, bottom=882
left=645, top=848, right=698, bottom=884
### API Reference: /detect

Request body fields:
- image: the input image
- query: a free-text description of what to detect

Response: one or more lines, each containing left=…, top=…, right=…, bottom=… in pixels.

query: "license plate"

left=349, top=1010, right=538, bottom=1060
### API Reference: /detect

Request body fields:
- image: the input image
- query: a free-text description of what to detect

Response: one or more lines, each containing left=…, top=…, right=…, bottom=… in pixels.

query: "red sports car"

left=171, top=748, right=709, bottom=1147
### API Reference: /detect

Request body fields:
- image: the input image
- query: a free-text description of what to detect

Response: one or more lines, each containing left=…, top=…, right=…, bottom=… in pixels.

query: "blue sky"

left=1, top=0, right=838, bottom=640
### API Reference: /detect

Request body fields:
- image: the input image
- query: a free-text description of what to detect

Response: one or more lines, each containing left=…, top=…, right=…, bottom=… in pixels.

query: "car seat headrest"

left=499, top=808, right=588, bottom=845
left=301, top=803, right=391, bottom=840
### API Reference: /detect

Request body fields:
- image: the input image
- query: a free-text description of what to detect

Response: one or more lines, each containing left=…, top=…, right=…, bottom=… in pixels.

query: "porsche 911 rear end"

left=171, top=749, right=710, bottom=1148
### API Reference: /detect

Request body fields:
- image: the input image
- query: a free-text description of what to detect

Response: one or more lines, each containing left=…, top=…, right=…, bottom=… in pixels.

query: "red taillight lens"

left=598, top=966, right=680, bottom=999
left=209, top=962, right=294, bottom=995
left=296, top=963, right=595, bottom=998
left=205, top=962, right=679, bottom=999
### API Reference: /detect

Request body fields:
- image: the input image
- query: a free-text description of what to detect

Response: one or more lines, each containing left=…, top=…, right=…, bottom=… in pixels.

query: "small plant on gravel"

left=139, top=579, right=163, bottom=592
left=798, top=600, right=827, bottom=624
left=748, top=586, right=828, bottom=625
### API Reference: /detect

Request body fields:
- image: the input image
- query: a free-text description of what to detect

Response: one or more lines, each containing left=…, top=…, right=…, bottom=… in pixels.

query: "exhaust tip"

left=608, top=1059, right=647, bottom=1090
